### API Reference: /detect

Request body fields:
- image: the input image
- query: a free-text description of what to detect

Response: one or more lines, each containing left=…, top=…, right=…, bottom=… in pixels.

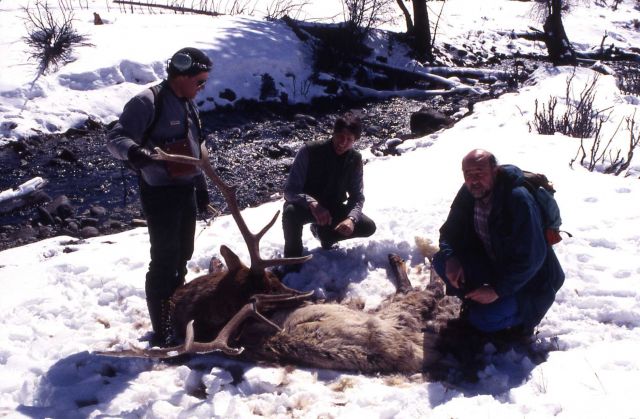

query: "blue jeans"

left=433, top=250, right=522, bottom=332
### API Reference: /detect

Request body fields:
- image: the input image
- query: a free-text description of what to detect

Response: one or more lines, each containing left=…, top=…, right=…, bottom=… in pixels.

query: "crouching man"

left=433, top=149, right=565, bottom=338
left=281, top=113, right=376, bottom=269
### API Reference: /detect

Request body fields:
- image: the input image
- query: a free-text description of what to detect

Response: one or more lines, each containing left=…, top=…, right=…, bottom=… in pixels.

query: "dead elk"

left=97, top=149, right=312, bottom=358
left=236, top=261, right=460, bottom=374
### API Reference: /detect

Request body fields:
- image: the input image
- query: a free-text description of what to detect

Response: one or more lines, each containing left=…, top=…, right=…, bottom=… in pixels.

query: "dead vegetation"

left=23, top=1, right=91, bottom=75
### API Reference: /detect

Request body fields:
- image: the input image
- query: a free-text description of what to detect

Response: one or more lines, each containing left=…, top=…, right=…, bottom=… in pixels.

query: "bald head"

left=461, top=149, right=497, bottom=169
left=462, top=149, right=498, bottom=200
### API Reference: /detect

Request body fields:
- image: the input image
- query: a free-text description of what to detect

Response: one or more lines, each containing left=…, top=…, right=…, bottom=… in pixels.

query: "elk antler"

left=184, top=291, right=313, bottom=355
left=153, top=148, right=311, bottom=274
left=95, top=290, right=313, bottom=359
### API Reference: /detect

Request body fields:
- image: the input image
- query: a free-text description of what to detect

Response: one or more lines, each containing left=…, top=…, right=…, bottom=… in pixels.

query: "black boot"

left=147, top=298, right=176, bottom=347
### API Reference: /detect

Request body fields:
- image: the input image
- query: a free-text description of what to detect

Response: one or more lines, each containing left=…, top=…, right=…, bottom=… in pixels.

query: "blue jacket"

left=438, top=165, right=565, bottom=328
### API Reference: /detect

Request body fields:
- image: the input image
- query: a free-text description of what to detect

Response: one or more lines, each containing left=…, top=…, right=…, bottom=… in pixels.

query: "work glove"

left=127, top=145, right=155, bottom=169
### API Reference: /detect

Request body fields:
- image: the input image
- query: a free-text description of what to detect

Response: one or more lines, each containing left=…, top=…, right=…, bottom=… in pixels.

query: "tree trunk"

left=395, top=0, right=413, bottom=33
left=542, top=0, right=576, bottom=65
left=412, top=0, right=433, bottom=62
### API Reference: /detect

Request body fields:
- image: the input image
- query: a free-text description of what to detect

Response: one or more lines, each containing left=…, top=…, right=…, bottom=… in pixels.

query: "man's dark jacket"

left=304, top=141, right=361, bottom=210
left=438, top=164, right=565, bottom=329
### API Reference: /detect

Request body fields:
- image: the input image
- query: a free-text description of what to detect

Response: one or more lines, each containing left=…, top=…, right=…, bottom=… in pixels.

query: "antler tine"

left=153, top=148, right=312, bottom=273
left=184, top=292, right=315, bottom=356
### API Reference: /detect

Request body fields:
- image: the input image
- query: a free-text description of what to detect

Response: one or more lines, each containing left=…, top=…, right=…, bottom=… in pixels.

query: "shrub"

left=23, top=1, right=90, bottom=75
left=265, top=0, right=309, bottom=20
left=259, top=73, right=278, bottom=100
left=570, top=112, right=639, bottom=176
left=342, top=0, right=395, bottom=34
left=530, top=71, right=604, bottom=139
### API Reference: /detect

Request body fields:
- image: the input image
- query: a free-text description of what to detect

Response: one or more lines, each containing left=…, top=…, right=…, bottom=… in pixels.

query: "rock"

left=80, top=226, right=100, bottom=238
left=294, top=114, right=316, bottom=129
left=57, top=147, right=79, bottom=163
left=15, top=225, right=38, bottom=241
left=131, top=219, right=147, bottom=227
left=104, top=219, right=125, bottom=229
left=277, top=126, right=293, bottom=136
left=409, top=108, right=454, bottom=136
left=80, top=217, right=99, bottom=228
left=65, top=221, right=80, bottom=233
left=90, top=205, right=107, bottom=217
left=38, top=225, right=54, bottom=239
left=46, top=195, right=74, bottom=220
left=36, top=206, right=56, bottom=226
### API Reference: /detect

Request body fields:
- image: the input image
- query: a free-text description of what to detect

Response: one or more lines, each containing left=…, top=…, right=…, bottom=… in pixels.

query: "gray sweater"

left=107, top=83, right=203, bottom=186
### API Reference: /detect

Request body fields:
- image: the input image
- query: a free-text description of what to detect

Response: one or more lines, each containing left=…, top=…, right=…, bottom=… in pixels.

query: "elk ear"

left=220, top=245, right=243, bottom=272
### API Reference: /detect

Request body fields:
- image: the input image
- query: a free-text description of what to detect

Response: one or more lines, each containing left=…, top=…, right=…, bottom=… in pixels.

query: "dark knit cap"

left=167, top=47, right=212, bottom=77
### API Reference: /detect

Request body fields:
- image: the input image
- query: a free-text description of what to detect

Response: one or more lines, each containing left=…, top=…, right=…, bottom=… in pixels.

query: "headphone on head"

left=167, top=52, right=211, bottom=75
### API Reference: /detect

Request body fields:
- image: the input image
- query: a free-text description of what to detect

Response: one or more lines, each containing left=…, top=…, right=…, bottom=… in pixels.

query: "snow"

left=1, top=0, right=640, bottom=417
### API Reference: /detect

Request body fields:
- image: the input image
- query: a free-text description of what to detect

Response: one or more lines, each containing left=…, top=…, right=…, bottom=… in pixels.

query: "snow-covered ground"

left=1, top=0, right=640, bottom=417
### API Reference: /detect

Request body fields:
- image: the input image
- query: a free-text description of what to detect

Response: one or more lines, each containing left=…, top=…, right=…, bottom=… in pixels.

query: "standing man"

left=433, top=149, right=564, bottom=338
left=282, top=113, right=376, bottom=268
left=107, top=47, right=213, bottom=346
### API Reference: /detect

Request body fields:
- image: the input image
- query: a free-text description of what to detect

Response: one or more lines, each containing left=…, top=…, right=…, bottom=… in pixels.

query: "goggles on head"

left=169, top=52, right=211, bottom=74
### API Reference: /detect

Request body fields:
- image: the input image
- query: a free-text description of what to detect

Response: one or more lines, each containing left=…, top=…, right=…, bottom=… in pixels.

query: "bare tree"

left=394, top=0, right=435, bottom=63
left=535, top=0, right=577, bottom=65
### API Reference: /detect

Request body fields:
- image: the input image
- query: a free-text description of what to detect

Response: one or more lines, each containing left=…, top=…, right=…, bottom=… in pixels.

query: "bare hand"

left=445, top=257, right=465, bottom=289
left=309, top=202, right=332, bottom=226
left=465, top=285, right=499, bottom=304
left=334, top=218, right=355, bottom=237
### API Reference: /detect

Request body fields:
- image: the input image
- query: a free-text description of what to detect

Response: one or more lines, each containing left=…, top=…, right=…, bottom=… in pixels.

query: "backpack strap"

left=186, top=98, right=204, bottom=144
left=140, top=81, right=166, bottom=147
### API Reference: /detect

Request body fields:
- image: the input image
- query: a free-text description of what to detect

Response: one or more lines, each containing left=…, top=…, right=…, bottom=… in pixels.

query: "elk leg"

left=389, top=253, right=413, bottom=293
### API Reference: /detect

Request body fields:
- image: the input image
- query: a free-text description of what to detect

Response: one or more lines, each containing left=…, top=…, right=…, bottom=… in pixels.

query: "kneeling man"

left=433, top=149, right=564, bottom=337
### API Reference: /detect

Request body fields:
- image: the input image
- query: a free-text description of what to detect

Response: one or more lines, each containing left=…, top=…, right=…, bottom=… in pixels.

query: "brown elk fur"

left=227, top=282, right=461, bottom=374
left=171, top=245, right=302, bottom=341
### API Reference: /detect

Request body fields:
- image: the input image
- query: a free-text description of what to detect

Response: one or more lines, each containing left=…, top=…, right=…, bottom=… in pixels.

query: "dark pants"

left=140, top=180, right=196, bottom=301
left=282, top=202, right=377, bottom=258
left=433, top=250, right=522, bottom=333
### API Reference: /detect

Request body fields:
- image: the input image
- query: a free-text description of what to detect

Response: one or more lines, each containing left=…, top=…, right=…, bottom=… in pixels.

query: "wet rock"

left=36, top=206, right=56, bottom=226
left=80, top=217, right=99, bottom=228
left=90, top=205, right=107, bottom=217
left=46, top=195, right=74, bottom=220
left=131, top=219, right=147, bottom=227
left=65, top=221, right=80, bottom=233
left=278, top=126, right=293, bottom=136
left=80, top=226, right=100, bottom=238
left=409, top=108, right=454, bottom=136
left=57, top=147, right=79, bottom=163
left=38, top=225, right=54, bottom=239
left=15, top=225, right=38, bottom=241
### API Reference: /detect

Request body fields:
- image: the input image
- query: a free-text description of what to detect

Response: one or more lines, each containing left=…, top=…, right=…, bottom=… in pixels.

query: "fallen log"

left=0, top=177, right=49, bottom=213
left=113, top=0, right=223, bottom=17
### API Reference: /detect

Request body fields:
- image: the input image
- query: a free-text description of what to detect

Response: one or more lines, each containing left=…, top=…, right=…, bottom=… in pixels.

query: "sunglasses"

left=196, top=78, right=207, bottom=87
